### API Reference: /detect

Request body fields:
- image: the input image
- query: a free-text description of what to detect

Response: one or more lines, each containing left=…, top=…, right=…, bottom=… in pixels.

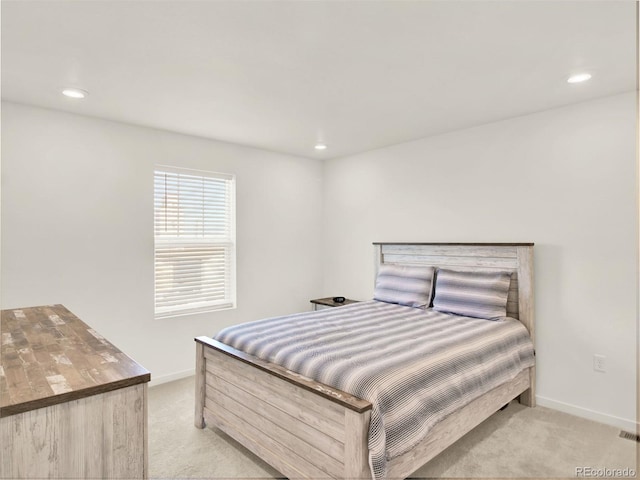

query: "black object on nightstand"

left=310, top=297, right=359, bottom=311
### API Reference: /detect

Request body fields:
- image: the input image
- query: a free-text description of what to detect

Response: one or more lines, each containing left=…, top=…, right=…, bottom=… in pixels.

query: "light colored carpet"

left=149, top=376, right=637, bottom=479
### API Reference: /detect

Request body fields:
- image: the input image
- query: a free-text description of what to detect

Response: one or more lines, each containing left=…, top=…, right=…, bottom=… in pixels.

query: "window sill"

left=154, top=304, right=236, bottom=320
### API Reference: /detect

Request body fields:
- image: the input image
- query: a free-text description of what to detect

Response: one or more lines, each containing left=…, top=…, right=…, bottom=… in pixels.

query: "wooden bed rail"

left=195, top=336, right=372, bottom=414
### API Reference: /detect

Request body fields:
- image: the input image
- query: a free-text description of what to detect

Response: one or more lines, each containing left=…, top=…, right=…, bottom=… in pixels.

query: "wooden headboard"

left=373, top=242, right=534, bottom=344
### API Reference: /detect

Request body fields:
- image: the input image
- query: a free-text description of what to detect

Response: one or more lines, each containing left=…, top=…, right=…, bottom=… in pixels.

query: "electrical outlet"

left=593, top=354, right=606, bottom=373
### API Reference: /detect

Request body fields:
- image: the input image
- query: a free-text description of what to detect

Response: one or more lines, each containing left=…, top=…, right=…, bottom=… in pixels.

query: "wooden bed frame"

left=195, top=242, right=535, bottom=479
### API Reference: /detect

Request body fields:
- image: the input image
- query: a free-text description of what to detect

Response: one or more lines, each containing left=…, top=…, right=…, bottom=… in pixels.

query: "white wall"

left=2, top=93, right=637, bottom=430
left=322, top=92, right=637, bottom=430
left=1, top=101, right=324, bottom=383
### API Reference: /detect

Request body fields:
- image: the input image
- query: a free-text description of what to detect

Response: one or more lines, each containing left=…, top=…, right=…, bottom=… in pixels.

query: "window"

left=154, top=166, right=236, bottom=318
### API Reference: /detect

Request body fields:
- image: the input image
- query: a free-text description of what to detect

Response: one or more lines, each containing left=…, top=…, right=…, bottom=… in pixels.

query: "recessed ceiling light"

left=567, top=73, right=592, bottom=84
left=62, top=88, right=88, bottom=99
left=314, top=144, right=327, bottom=151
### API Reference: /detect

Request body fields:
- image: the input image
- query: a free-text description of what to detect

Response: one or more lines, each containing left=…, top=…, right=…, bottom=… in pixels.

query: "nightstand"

left=310, top=297, right=359, bottom=311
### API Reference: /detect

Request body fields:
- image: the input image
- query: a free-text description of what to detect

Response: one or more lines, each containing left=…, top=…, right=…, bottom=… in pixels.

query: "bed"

left=194, top=242, right=535, bottom=479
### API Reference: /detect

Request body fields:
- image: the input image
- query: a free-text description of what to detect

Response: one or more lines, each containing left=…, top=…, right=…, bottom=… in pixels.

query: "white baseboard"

left=149, top=368, right=195, bottom=387
left=537, top=395, right=638, bottom=432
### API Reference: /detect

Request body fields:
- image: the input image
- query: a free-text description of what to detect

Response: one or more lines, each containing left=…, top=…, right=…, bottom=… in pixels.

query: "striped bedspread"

left=215, top=300, right=535, bottom=480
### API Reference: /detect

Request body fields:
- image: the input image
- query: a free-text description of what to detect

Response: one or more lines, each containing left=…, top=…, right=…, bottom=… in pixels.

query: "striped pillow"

left=374, top=265, right=435, bottom=308
left=432, top=269, right=511, bottom=319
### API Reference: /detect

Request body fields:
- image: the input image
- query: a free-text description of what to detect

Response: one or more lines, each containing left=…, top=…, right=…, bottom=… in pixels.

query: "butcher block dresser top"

left=0, top=304, right=150, bottom=418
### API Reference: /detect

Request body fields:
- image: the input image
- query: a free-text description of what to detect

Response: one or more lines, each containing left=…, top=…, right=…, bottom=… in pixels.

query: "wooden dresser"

left=0, top=304, right=150, bottom=479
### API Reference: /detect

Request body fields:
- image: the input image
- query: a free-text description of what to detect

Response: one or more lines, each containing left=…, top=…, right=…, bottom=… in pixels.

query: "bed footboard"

left=195, top=336, right=373, bottom=479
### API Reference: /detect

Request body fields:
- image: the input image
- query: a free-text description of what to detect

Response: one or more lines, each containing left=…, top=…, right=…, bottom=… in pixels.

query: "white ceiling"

left=1, top=1, right=636, bottom=160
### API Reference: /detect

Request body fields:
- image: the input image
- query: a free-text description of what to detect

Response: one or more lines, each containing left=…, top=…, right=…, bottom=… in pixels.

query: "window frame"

left=153, top=165, right=236, bottom=319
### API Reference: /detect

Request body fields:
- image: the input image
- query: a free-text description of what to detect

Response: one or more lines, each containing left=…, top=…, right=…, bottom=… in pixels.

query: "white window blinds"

left=154, top=167, right=236, bottom=318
